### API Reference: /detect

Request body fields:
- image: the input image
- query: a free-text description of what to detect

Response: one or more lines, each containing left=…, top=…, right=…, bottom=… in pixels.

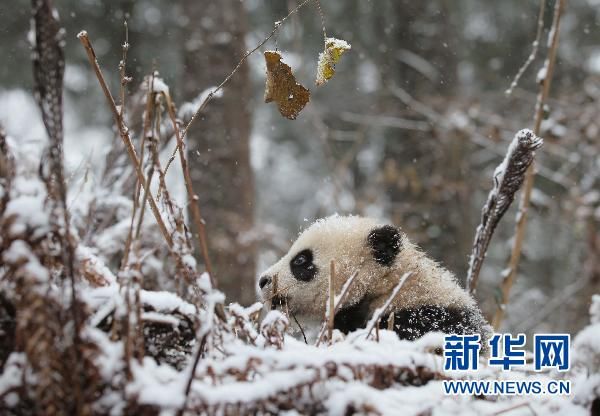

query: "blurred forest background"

left=1, top=0, right=599, bottom=339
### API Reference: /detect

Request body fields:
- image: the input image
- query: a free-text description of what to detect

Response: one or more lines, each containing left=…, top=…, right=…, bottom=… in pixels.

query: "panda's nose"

left=258, top=275, right=271, bottom=289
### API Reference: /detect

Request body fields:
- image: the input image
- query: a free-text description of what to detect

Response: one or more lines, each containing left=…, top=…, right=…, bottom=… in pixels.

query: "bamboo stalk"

left=492, top=0, right=565, bottom=330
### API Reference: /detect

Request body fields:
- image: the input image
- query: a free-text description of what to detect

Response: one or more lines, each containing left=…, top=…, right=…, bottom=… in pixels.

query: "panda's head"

left=257, top=215, right=404, bottom=317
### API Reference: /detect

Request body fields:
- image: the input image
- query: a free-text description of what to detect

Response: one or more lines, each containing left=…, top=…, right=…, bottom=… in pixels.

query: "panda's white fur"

left=258, top=215, right=490, bottom=341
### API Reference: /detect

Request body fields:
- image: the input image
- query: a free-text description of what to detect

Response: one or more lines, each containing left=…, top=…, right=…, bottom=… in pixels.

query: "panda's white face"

left=258, top=216, right=403, bottom=317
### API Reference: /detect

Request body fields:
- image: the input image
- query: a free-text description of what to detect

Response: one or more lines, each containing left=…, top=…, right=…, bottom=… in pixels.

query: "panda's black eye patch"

left=368, top=225, right=402, bottom=266
left=290, top=249, right=318, bottom=282
left=293, top=254, right=308, bottom=266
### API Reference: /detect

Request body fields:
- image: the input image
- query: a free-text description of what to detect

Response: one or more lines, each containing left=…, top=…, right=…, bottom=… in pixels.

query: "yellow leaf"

left=316, top=37, right=351, bottom=86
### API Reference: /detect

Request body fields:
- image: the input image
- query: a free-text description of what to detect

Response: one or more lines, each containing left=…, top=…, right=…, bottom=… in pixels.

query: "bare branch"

left=505, top=0, right=546, bottom=96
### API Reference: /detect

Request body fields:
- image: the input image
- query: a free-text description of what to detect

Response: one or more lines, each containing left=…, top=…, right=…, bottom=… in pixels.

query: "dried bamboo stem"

left=162, top=92, right=215, bottom=282
left=492, top=0, right=565, bottom=330
left=77, top=31, right=173, bottom=247
left=365, top=272, right=412, bottom=339
left=315, top=271, right=359, bottom=346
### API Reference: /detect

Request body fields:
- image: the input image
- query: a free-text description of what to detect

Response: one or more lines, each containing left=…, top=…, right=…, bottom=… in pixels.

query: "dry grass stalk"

left=77, top=31, right=174, bottom=248
left=163, top=92, right=215, bottom=283
left=315, top=271, right=359, bottom=346
left=120, top=27, right=141, bottom=270
left=466, top=129, right=543, bottom=295
left=387, top=311, right=395, bottom=331
left=365, top=272, right=412, bottom=339
left=492, top=0, right=565, bottom=330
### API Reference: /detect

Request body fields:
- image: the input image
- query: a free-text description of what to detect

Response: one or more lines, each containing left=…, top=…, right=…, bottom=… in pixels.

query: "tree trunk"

left=181, top=1, right=255, bottom=304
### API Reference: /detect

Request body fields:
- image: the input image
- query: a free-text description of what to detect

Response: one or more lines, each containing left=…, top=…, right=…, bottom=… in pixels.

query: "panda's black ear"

left=367, top=225, right=402, bottom=266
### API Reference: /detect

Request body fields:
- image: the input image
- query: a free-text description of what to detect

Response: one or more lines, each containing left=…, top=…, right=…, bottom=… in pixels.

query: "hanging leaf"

left=264, top=50, right=310, bottom=120
left=316, top=37, right=351, bottom=86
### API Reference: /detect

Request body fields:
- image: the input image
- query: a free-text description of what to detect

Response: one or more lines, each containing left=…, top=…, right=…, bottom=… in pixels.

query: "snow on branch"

left=467, top=129, right=543, bottom=294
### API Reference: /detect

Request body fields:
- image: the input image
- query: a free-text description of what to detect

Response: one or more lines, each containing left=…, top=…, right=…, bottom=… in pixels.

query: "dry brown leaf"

left=264, top=50, right=310, bottom=120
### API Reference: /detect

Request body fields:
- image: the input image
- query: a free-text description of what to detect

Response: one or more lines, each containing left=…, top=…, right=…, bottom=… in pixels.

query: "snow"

left=150, top=76, right=170, bottom=94
left=140, top=290, right=197, bottom=316
left=127, top=357, right=186, bottom=409
left=77, top=245, right=117, bottom=285
left=142, top=311, right=180, bottom=327
left=3, top=241, right=49, bottom=282
left=83, top=285, right=197, bottom=321
left=536, top=63, right=548, bottom=84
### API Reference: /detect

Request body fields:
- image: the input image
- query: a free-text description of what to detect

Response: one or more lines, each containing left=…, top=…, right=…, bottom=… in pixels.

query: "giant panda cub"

left=258, top=215, right=490, bottom=342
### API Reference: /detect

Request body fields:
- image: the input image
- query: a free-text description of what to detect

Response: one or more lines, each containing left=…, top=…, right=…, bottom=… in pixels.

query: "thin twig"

left=492, top=0, right=565, bottom=330
left=162, top=92, right=215, bottom=282
left=181, top=0, right=313, bottom=141
left=339, top=112, right=431, bottom=132
left=505, top=0, right=546, bottom=96
left=291, top=312, right=308, bottom=344
left=118, top=20, right=129, bottom=119
left=159, top=0, right=315, bottom=177
left=177, top=334, right=207, bottom=416
left=315, top=270, right=359, bottom=346
left=77, top=31, right=174, bottom=247
left=120, top=29, right=142, bottom=271
left=315, top=0, right=327, bottom=42
left=365, top=272, right=413, bottom=339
